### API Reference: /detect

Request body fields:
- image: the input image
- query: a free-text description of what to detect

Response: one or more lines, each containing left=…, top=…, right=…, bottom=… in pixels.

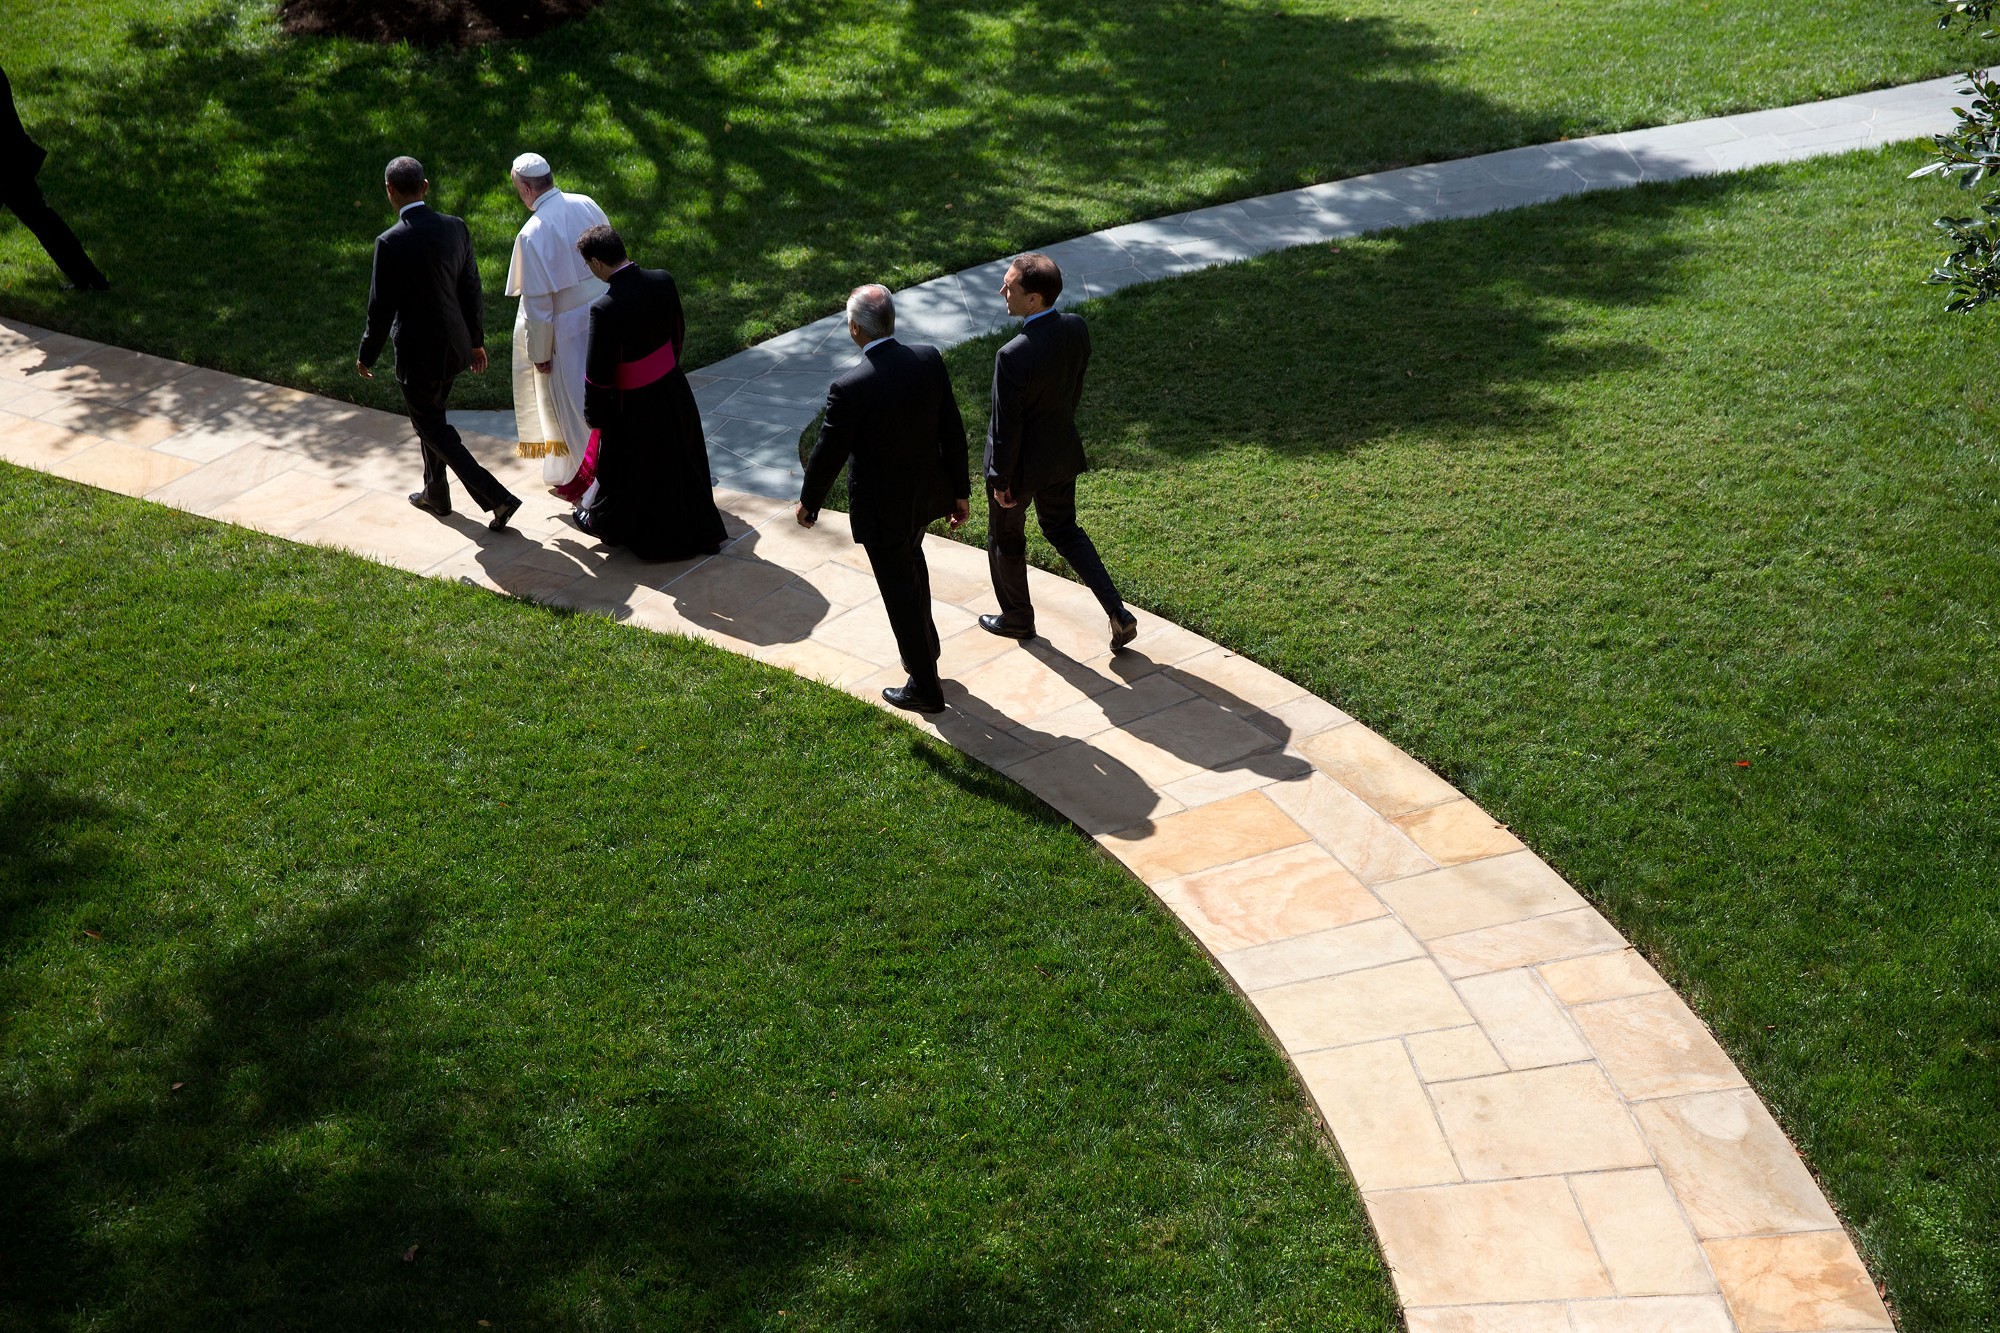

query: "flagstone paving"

left=4, top=71, right=1962, bottom=1331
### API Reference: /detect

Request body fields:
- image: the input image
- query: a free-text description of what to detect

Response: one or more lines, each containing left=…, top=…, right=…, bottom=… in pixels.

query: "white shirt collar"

left=1023, top=307, right=1056, bottom=325
left=398, top=200, right=426, bottom=217
left=862, top=335, right=896, bottom=354
left=527, top=187, right=559, bottom=213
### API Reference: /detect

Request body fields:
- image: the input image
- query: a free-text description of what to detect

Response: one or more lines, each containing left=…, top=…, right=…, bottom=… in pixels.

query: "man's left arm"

left=455, top=219, right=487, bottom=372
left=931, top=351, right=971, bottom=525
left=797, top=379, right=853, bottom=527
left=357, top=236, right=396, bottom=373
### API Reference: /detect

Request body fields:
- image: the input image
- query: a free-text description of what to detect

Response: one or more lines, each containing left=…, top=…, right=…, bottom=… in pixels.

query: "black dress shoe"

left=1110, top=615, right=1139, bottom=651
left=488, top=497, right=522, bottom=531
left=408, top=491, right=450, bottom=517
left=882, top=684, right=946, bottom=714
left=978, top=613, right=1035, bottom=640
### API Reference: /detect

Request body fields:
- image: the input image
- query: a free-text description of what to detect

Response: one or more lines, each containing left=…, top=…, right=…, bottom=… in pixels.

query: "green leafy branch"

left=1913, top=2, right=2000, bottom=310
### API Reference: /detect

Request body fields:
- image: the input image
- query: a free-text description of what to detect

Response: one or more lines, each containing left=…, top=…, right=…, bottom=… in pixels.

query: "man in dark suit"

left=357, top=155, right=520, bottom=530
left=981, top=251, right=1138, bottom=652
left=797, top=284, right=970, bottom=714
left=0, top=64, right=109, bottom=292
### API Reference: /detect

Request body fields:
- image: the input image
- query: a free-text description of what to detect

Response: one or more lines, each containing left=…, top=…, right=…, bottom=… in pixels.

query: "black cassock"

left=579, top=264, right=727, bottom=560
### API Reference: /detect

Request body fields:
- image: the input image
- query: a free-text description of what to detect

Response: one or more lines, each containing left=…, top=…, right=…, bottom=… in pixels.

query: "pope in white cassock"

left=504, top=152, right=610, bottom=498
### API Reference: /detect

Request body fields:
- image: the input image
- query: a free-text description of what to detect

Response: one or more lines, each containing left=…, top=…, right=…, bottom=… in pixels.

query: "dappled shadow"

left=1062, top=168, right=1765, bottom=469
left=0, top=885, right=872, bottom=1329
left=0, top=767, right=129, bottom=965
left=2, top=0, right=1559, bottom=411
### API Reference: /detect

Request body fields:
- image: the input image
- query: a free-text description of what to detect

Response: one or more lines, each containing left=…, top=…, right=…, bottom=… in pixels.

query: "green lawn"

left=0, top=471, right=1398, bottom=1331
left=0, top=0, right=1979, bottom=410
left=931, top=142, right=1999, bottom=1331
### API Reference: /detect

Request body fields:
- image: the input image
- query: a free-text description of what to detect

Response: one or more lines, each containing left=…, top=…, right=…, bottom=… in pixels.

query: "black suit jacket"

left=358, top=203, right=483, bottom=384
left=0, top=67, right=48, bottom=178
left=802, top=339, right=969, bottom=547
left=582, top=265, right=685, bottom=432
left=984, top=311, right=1090, bottom=498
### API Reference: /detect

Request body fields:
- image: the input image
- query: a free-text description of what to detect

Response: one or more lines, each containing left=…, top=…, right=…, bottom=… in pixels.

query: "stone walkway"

left=451, top=70, right=1974, bottom=500
left=3, top=72, right=1960, bottom=1333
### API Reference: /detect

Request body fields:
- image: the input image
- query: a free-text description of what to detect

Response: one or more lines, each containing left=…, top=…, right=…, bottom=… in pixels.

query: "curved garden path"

left=4, top=73, right=1969, bottom=1331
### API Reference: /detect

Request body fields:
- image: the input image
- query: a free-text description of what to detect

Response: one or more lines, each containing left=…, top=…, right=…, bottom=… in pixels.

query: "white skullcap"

left=511, top=152, right=551, bottom=178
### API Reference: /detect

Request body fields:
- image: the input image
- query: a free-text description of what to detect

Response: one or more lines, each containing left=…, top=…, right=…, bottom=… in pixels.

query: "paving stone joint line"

left=2, top=74, right=1954, bottom=1332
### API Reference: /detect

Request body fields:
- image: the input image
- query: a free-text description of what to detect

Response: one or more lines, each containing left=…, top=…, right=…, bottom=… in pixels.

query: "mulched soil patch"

left=280, top=0, right=602, bottom=46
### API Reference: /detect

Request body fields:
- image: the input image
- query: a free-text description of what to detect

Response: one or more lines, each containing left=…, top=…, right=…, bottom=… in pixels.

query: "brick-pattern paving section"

left=9, top=73, right=1955, bottom=1329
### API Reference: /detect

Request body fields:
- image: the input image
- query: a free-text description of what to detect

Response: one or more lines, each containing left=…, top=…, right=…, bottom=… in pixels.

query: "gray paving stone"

left=715, top=461, right=804, bottom=500
left=1176, top=204, right=1254, bottom=236
left=1629, top=144, right=1726, bottom=181
left=1042, top=232, right=1143, bottom=275
left=1617, top=119, right=1749, bottom=153
left=693, top=378, right=750, bottom=414
left=1078, top=266, right=1152, bottom=299
left=448, top=408, right=518, bottom=442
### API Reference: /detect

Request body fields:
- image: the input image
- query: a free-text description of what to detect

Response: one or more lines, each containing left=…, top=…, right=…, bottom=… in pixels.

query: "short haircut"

left=576, top=224, right=627, bottom=265
left=384, top=156, right=426, bottom=195
left=1008, top=252, right=1063, bottom=305
left=516, top=171, right=555, bottom=192
left=846, top=284, right=895, bottom=340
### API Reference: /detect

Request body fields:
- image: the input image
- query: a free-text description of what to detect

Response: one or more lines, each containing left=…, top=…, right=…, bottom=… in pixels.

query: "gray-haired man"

left=797, top=285, right=970, bottom=713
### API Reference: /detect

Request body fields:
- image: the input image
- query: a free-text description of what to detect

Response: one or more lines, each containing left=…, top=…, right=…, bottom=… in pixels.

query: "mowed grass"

left=0, top=0, right=1978, bottom=409
left=930, top=143, right=2000, bottom=1331
left=0, top=473, right=1398, bottom=1330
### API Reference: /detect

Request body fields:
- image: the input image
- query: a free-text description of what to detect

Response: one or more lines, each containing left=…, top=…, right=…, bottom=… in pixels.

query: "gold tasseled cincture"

left=515, top=439, right=571, bottom=459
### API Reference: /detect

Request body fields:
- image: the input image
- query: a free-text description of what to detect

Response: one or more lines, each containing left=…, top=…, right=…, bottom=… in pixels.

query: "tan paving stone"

left=1406, top=1025, right=1509, bottom=1083
left=926, top=699, right=1043, bottom=770
left=712, top=486, right=795, bottom=528
left=1117, top=619, right=1220, bottom=670
left=810, top=601, right=909, bottom=664
left=1218, top=916, right=1425, bottom=991
left=1431, top=906, right=1628, bottom=979
left=655, top=554, right=806, bottom=631
left=756, top=638, right=883, bottom=688
left=49, top=441, right=199, bottom=497
left=1267, top=770, right=1439, bottom=885
left=1250, top=956, right=1471, bottom=1052
left=1573, top=990, right=1746, bottom=1101
left=1294, top=1039, right=1462, bottom=1190
left=1152, top=842, right=1386, bottom=953
left=790, top=557, right=884, bottom=608
left=1100, top=789, right=1310, bottom=880
left=1541, top=949, right=1671, bottom=1005
left=1088, top=721, right=1209, bottom=787
left=34, top=345, right=191, bottom=403
left=0, top=385, right=67, bottom=415
left=934, top=622, right=1020, bottom=679
left=291, top=490, right=477, bottom=570
left=1633, top=1089, right=1840, bottom=1239
left=115, top=364, right=271, bottom=421
left=1704, top=1232, right=1893, bottom=1332
left=1176, top=644, right=1308, bottom=711
left=1404, top=1305, right=1570, bottom=1333
left=1566, top=1295, right=1735, bottom=1333
left=153, top=419, right=284, bottom=464
left=1570, top=1168, right=1717, bottom=1297
left=1242, top=690, right=1352, bottom=747
left=0, top=415, right=100, bottom=469
left=701, top=579, right=838, bottom=649
left=1008, top=738, right=1184, bottom=835
left=144, top=444, right=304, bottom=514
left=1429, top=1065, right=1652, bottom=1179
left=957, top=644, right=1119, bottom=727
left=1375, top=852, right=1587, bottom=942
left=209, top=471, right=369, bottom=536
left=1298, top=721, right=1460, bottom=816
left=1368, top=1177, right=1614, bottom=1306
left=1455, top=968, right=1591, bottom=1070
left=621, top=590, right=696, bottom=636
left=1034, top=670, right=1203, bottom=743
left=1160, top=763, right=1286, bottom=808
left=1395, top=799, right=1528, bottom=866
left=1121, top=695, right=1280, bottom=768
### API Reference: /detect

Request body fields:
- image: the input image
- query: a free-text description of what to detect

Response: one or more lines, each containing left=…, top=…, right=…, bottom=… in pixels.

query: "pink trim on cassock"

left=552, top=432, right=600, bottom=502
left=615, top=340, right=678, bottom=389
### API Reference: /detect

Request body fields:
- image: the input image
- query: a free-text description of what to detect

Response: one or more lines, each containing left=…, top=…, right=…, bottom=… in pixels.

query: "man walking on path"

left=797, top=284, right=970, bottom=714
left=0, top=65, right=109, bottom=292
left=357, top=155, right=520, bottom=531
left=980, top=252, right=1138, bottom=652
left=504, top=151, right=609, bottom=501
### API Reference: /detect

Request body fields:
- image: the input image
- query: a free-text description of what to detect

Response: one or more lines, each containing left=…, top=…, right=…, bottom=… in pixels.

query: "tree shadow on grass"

left=0, top=875, right=873, bottom=1330
left=4, top=0, right=1560, bottom=409
left=1067, top=170, right=1771, bottom=469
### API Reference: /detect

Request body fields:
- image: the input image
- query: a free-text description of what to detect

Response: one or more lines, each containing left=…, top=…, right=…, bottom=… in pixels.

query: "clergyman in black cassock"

left=797, top=284, right=970, bottom=714
left=0, top=64, right=109, bottom=291
left=573, top=226, right=727, bottom=561
left=356, top=156, right=520, bottom=530
left=982, top=251, right=1138, bottom=652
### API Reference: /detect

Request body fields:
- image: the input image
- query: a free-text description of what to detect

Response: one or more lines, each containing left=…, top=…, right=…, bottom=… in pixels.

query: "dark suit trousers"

left=398, top=374, right=516, bottom=514
left=1, top=177, right=106, bottom=288
left=987, top=477, right=1128, bottom=630
left=863, top=532, right=942, bottom=693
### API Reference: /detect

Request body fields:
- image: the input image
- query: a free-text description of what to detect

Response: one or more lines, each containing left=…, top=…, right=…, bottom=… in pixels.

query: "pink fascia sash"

left=610, top=340, right=678, bottom=390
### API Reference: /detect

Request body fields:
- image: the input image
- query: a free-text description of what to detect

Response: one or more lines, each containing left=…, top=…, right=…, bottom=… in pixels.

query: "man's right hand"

left=355, top=360, right=373, bottom=379
left=992, top=485, right=1018, bottom=509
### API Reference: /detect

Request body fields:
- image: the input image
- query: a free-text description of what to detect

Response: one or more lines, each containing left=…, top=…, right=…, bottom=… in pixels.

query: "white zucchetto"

left=511, top=151, right=552, bottom=178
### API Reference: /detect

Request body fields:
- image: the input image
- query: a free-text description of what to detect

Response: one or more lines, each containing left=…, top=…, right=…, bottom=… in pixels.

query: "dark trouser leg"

left=864, top=532, right=942, bottom=693
left=398, top=374, right=517, bottom=514
left=1033, top=478, right=1129, bottom=624
left=1, top=177, right=107, bottom=288
left=985, top=487, right=1035, bottom=630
